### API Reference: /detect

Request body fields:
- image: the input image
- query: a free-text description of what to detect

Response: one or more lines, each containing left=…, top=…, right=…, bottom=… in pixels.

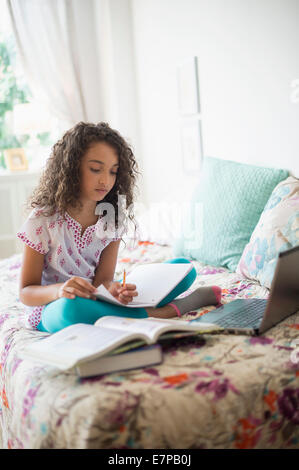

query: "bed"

left=0, top=238, right=299, bottom=449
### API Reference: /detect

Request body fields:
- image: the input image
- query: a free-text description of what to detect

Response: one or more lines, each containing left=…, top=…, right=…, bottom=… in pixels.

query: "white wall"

left=131, top=0, right=299, bottom=208
left=97, top=0, right=147, bottom=206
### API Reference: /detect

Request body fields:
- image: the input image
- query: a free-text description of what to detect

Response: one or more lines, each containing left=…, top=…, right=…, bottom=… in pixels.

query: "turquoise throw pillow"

left=173, top=157, right=289, bottom=271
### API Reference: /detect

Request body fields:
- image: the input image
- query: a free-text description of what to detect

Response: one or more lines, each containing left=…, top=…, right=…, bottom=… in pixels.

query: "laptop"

left=195, top=245, right=299, bottom=335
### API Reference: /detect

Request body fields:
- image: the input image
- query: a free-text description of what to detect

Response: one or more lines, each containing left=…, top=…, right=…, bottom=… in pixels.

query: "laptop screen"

left=260, top=246, right=299, bottom=333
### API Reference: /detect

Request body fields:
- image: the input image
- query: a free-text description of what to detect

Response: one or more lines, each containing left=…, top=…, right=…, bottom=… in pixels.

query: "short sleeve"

left=17, top=209, right=50, bottom=255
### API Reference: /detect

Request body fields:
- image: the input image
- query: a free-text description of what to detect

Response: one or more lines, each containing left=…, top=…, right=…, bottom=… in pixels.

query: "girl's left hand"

left=108, top=281, right=138, bottom=305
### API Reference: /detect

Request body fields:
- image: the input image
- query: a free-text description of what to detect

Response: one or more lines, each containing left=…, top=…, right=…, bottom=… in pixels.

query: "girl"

left=18, top=122, right=221, bottom=334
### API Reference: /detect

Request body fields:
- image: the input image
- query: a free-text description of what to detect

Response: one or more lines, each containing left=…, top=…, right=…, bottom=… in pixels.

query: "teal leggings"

left=37, top=257, right=196, bottom=333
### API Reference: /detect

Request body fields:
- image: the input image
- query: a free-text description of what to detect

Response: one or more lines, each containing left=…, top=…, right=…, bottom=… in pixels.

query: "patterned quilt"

left=0, top=240, right=298, bottom=449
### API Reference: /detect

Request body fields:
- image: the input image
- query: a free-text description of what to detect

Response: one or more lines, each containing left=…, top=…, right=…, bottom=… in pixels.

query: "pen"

left=122, top=269, right=126, bottom=288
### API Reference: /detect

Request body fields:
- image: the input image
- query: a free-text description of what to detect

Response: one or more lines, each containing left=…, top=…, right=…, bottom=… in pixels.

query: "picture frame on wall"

left=4, top=148, right=28, bottom=171
left=180, top=118, right=203, bottom=173
left=177, top=56, right=200, bottom=116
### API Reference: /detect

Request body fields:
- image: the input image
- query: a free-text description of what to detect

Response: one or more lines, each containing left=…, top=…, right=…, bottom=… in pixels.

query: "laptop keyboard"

left=216, top=299, right=267, bottom=329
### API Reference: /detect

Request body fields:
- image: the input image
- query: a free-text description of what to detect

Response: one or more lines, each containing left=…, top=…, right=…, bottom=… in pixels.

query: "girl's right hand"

left=57, top=277, right=97, bottom=300
left=108, top=281, right=138, bottom=305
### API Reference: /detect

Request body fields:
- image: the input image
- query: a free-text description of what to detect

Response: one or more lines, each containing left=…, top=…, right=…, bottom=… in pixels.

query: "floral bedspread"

left=0, top=239, right=298, bottom=449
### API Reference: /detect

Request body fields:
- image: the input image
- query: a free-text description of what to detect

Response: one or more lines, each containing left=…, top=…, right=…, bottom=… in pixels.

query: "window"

left=0, top=0, right=67, bottom=172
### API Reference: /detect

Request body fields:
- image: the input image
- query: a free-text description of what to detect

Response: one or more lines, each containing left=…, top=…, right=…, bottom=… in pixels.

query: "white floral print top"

left=17, top=208, right=123, bottom=329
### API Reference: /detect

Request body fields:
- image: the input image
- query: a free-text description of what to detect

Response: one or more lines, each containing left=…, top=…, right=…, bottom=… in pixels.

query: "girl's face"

left=79, top=141, right=119, bottom=203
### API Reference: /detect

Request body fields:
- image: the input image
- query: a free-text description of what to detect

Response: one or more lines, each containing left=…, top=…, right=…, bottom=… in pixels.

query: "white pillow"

left=236, top=176, right=299, bottom=288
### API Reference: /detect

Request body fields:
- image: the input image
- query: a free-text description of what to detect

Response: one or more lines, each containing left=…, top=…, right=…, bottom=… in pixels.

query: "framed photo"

left=4, top=148, right=28, bottom=171
left=177, top=56, right=200, bottom=116
left=180, top=119, right=203, bottom=173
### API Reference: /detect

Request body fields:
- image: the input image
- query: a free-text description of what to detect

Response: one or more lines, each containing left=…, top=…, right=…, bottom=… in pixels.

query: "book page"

left=22, top=323, right=147, bottom=369
left=95, top=316, right=217, bottom=342
left=95, top=316, right=174, bottom=341
left=95, top=263, right=192, bottom=307
left=125, top=263, right=192, bottom=304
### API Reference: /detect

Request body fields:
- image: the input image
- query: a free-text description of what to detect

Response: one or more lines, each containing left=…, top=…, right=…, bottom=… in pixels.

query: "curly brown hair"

left=28, top=121, right=140, bottom=235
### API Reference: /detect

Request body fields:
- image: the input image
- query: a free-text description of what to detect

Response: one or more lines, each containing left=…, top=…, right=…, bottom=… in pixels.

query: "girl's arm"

left=92, top=239, right=121, bottom=288
left=19, top=245, right=96, bottom=306
left=19, top=245, right=60, bottom=306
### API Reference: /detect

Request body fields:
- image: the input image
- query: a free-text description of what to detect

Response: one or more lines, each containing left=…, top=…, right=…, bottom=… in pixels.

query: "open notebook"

left=95, top=263, right=193, bottom=308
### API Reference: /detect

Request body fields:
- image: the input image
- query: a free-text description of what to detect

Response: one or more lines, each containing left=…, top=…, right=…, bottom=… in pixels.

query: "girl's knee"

left=59, top=297, right=101, bottom=326
left=164, top=257, right=192, bottom=264
left=173, top=258, right=197, bottom=283
left=186, top=266, right=197, bottom=285
left=175, top=257, right=192, bottom=264
left=42, top=297, right=91, bottom=333
left=58, top=297, right=83, bottom=322
left=164, top=257, right=196, bottom=286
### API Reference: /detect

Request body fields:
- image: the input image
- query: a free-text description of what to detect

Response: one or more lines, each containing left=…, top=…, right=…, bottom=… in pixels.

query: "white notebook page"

left=125, top=263, right=192, bottom=305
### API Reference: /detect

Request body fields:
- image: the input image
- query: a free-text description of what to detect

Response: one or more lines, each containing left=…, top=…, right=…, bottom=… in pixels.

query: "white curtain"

left=7, top=0, right=115, bottom=126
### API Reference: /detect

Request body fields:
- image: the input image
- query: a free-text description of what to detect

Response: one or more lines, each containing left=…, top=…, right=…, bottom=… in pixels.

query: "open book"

left=95, top=263, right=193, bottom=307
left=22, top=315, right=220, bottom=371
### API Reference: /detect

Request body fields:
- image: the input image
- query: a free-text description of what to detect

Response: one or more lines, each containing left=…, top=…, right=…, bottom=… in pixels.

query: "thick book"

left=76, top=344, right=162, bottom=378
left=95, top=263, right=194, bottom=307
left=21, top=315, right=218, bottom=371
